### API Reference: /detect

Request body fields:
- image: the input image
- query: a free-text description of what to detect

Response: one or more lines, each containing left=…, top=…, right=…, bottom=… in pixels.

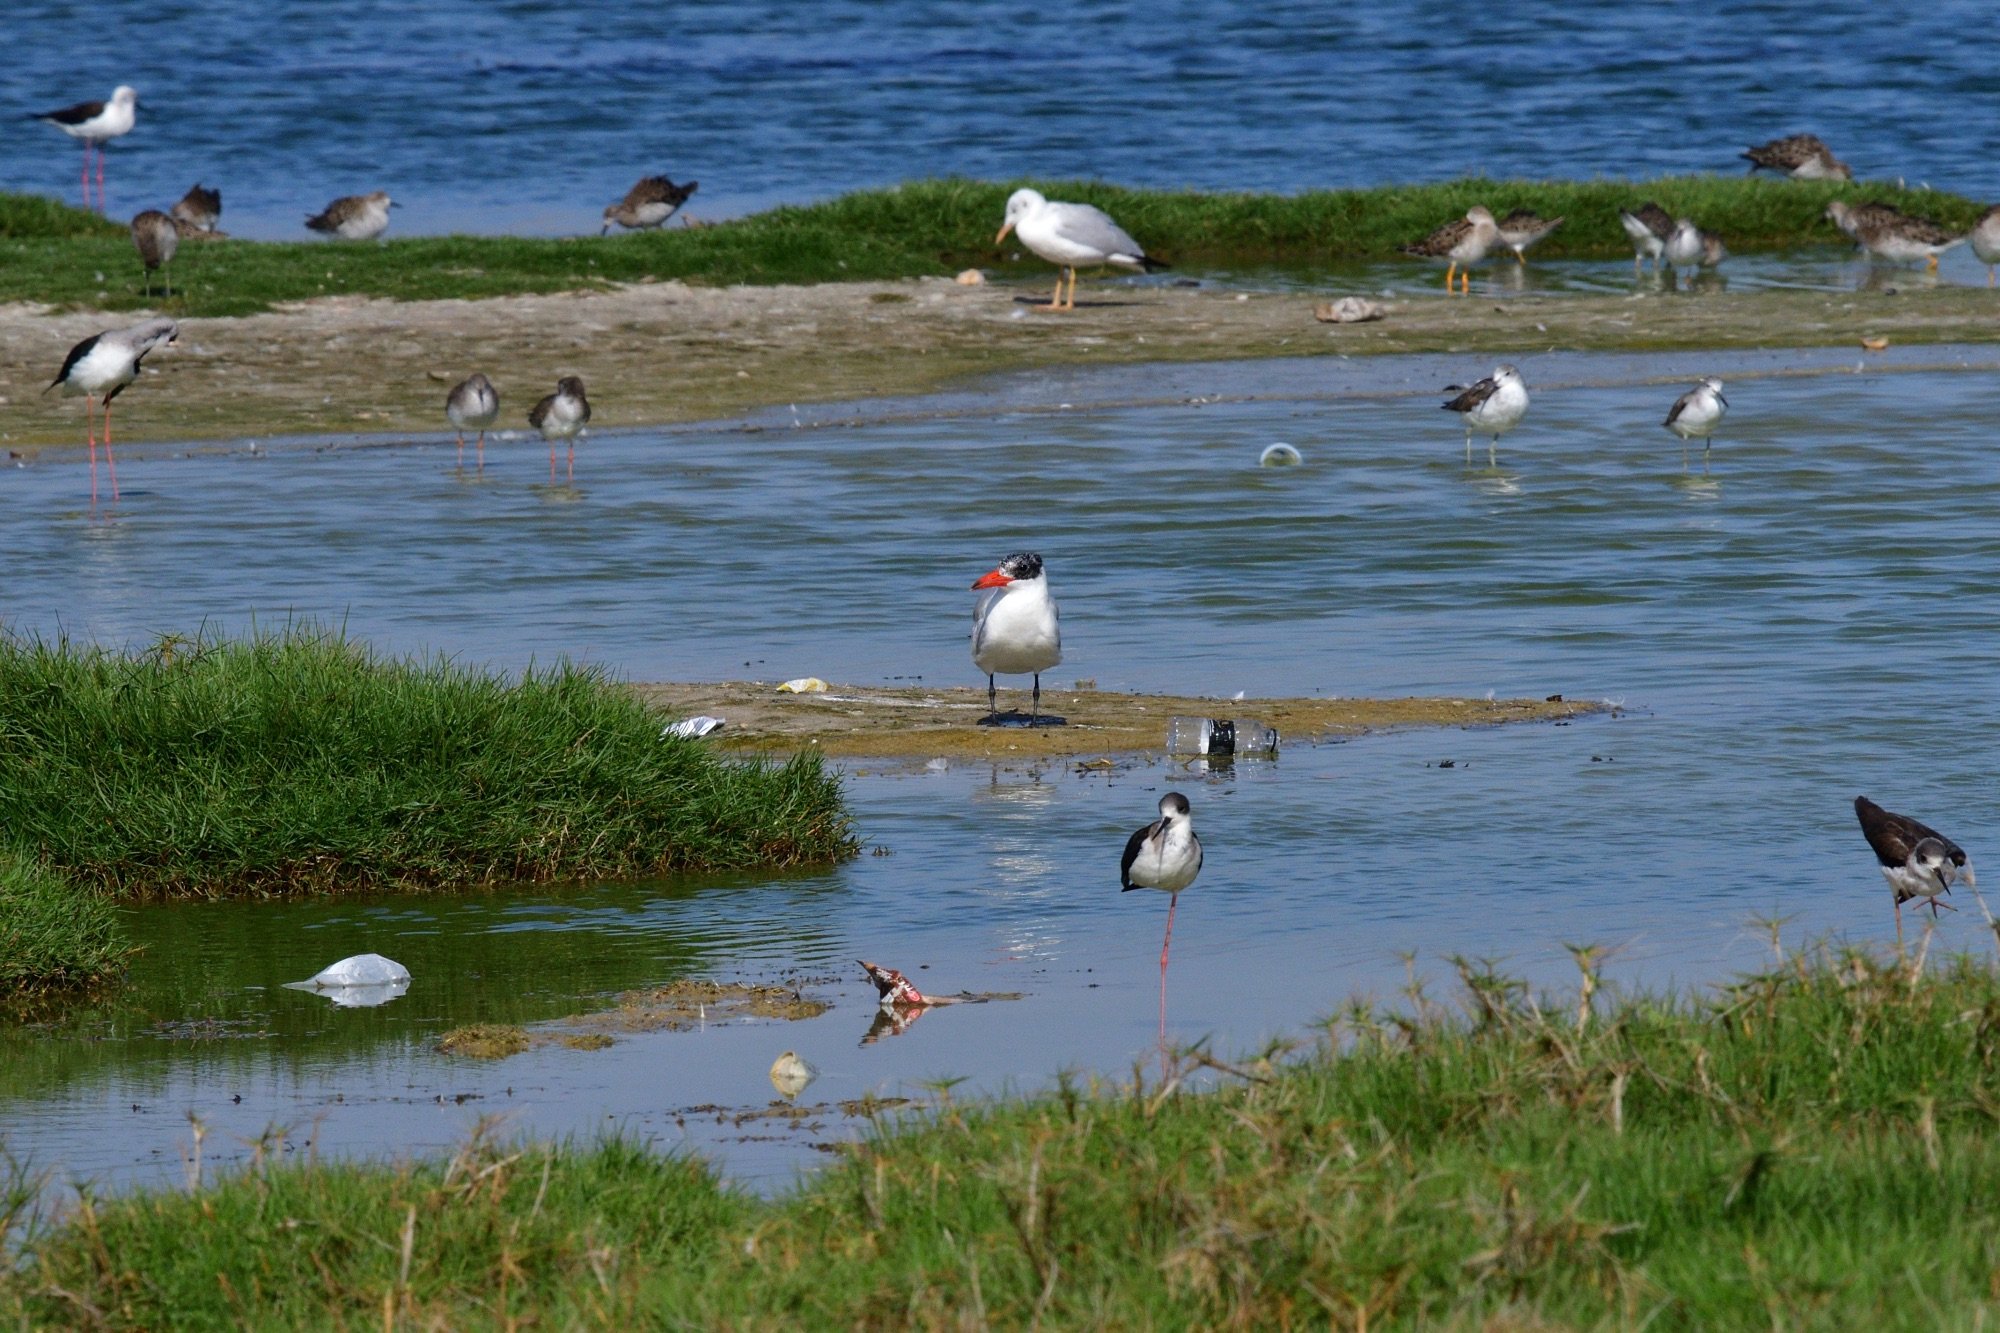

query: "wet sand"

left=3, top=277, right=1998, bottom=451
left=634, top=681, right=1599, bottom=761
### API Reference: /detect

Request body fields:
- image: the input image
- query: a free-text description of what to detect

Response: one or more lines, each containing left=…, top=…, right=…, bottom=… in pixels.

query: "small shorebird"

left=1400, top=205, right=1501, bottom=293
left=1855, top=795, right=1973, bottom=949
left=1496, top=209, right=1564, bottom=265
left=528, top=376, right=590, bottom=481
left=1663, top=377, right=1727, bottom=471
left=601, top=176, right=698, bottom=233
left=970, top=552, right=1062, bottom=725
left=44, top=318, right=178, bottom=507
left=1441, top=365, right=1529, bottom=466
left=1664, top=218, right=1726, bottom=285
left=1122, top=792, right=1203, bottom=1040
left=29, top=85, right=138, bottom=211
left=446, top=373, right=500, bottom=468
left=305, top=191, right=397, bottom=241
left=995, top=188, right=1167, bottom=311
left=1824, top=201, right=1964, bottom=270
left=1968, top=205, right=2000, bottom=285
left=1618, top=202, right=1674, bottom=273
left=130, top=210, right=177, bottom=298
left=1742, top=134, right=1851, bottom=180
left=170, top=184, right=222, bottom=234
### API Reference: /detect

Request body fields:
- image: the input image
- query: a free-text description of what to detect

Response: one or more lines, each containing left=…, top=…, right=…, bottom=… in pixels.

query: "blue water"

left=5, top=1, right=1994, bottom=239
left=5, top=347, right=2000, bottom=1196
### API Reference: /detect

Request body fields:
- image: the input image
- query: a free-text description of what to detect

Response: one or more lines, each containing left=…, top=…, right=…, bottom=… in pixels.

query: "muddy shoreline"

left=4, top=278, right=1998, bottom=452
left=635, top=681, right=1600, bottom=761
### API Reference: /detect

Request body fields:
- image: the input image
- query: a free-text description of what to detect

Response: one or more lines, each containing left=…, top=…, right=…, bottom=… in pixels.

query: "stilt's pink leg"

left=86, top=394, right=98, bottom=507
left=95, top=145, right=105, bottom=211
left=566, top=441, right=575, bottom=483
left=475, top=431, right=485, bottom=469
left=455, top=431, right=464, bottom=468
left=1157, top=892, right=1178, bottom=1046
left=548, top=440, right=556, bottom=481
left=81, top=147, right=91, bottom=210
left=104, top=400, right=119, bottom=502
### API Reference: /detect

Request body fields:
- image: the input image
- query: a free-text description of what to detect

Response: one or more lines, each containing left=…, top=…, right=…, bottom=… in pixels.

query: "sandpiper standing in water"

left=1496, top=209, right=1564, bottom=265
left=528, top=376, right=590, bottom=482
left=1663, top=377, right=1727, bottom=472
left=1741, top=134, right=1852, bottom=180
left=446, top=373, right=500, bottom=469
left=1401, top=205, right=1502, bottom=293
left=1664, top=218, right=1726, bottom=286
left=601, top=176, right=699, bottom=233
left=29, top=85, right=138, bottom=210
left=1618, top=202, right=1674, bottom=274
left=1441, top=365, right=1529, bottom=466
left=1824, top=201, right=1964, bottom=271
left=305, top=192, right=398, bottom=241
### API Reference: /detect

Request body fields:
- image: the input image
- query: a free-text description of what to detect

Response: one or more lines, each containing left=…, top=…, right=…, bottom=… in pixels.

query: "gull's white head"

left=997, top=188, right=1048, bottom=242
left=111, top=86, right=138, bottom=107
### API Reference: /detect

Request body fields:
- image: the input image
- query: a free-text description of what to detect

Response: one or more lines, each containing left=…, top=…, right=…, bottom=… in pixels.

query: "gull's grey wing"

left=1045, top=202, right=1148, bottom=260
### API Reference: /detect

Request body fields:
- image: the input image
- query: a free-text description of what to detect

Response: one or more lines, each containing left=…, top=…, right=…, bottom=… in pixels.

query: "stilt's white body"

left=1665, top=379, right=1726, bottom=441
left=42, top=86, right=137, bottom=145
left=447, top=375, right=499, bottom=433
left=1123, top=810, right=1201, bottom=894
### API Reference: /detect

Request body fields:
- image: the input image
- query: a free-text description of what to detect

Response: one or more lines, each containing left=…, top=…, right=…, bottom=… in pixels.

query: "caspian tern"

left=970, top=551, right=1062, bottom=726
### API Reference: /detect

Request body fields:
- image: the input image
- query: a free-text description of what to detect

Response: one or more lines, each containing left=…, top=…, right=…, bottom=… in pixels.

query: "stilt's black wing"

left=48, top=334, right=98, bottom=391
left=33, top=99, right=107, bottom=126
left=1120, top=819, right=1160, bottom=891
left=1855, top=795, right=1965, bottom=869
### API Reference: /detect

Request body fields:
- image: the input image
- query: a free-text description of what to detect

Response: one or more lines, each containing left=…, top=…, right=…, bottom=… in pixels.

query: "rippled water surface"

left=4, top=346, right=1999, bottom=1194
left=5, top=1, right=1995, bottom=238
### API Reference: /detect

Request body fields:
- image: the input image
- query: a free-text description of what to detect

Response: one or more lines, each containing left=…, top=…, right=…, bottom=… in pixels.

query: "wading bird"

left=1969, top=205, right=2000, bottom=286
left=1663, top=377, right=1727, bottom=471
left=601, top=176, right=698, bottom=233
left=970, top=552, right=1062, bottom=725
left=1618, top=202, right=1674, bottom=274
left=29, top=85, right=138, bottom=211
left=446, top=373, right=499, bottom=468
left=1400, top=205, right=1501, bottom=293
left=995, top=188, right=1167, bottom=311
left=171, top=183, right=222, bottom=234
left=45, top=318, right=178, bottom=507
left=528, top=376, right=590, bottom=482
left=1441, top=365, right=1529, bottom=466
left=305, top=191, right=397, bottom=241
left=1496, top=209, right=1564, bottom=265
left=1824, top=201, right=1964, bottom=271
left=1742, top=133, right=1851, bottom=180
left=1121, top=792, right=1203, bottom=1040
left=1854, top=796, right=1973, bottom=950
left=130, top=210, right=177, bottom=297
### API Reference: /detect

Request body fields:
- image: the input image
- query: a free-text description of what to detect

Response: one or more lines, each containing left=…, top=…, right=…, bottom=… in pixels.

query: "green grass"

left=2, top=175, right=1985, bottom=317
left=0, top=850, right=126, bottom=1007
left=0, top=627, right=854, bottom=901
left=10, top=949, right=2000, bottom=1327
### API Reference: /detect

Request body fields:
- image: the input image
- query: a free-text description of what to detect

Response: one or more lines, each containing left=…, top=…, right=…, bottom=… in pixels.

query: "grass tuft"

left=1, top=175, right=1985, bottom=317
left=0, top=851, right=127, bottom=1007
left=10, top=949, right=2000, bottom=1325
left=0, top=626, right=855, bottom=900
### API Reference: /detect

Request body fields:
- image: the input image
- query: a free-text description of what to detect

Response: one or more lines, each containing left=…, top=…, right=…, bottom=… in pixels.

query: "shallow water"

left=5, top=346, right=2000, bottom=1197
left=5, top=1, right=1993, bottom=238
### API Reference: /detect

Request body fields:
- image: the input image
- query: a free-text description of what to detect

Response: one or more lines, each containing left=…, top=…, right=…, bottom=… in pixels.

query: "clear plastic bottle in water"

left=1166, top=717, right=1279, bottom=757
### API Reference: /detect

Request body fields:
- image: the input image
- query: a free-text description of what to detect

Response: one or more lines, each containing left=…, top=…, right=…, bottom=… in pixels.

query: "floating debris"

left=769, top=1050, right=818, bottom=1099
left=282, top=952, right=411, bottom=1008
left=1259, top=443, right=1303, bottom=467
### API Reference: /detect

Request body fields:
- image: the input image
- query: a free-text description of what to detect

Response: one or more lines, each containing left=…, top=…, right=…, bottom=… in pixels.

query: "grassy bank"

left=0, top=628, right=854, bottom=901
left=0, top=852, right=126, bottom=1008
left=10, top=949, right=2000, bottom=1326
left=1, top=175, right=1985, bottom=317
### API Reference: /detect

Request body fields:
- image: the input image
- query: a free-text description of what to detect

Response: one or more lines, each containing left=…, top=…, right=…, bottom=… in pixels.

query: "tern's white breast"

left=973, top=581, right=1062, bottom=675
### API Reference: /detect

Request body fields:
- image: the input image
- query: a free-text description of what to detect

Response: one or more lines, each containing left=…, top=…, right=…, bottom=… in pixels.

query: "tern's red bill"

left=971, top=568, right=1013, bottom=589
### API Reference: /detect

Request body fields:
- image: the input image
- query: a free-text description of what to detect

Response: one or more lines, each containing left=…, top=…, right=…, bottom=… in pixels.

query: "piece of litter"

left=1259, top=443, right=1303, bottom=467
left=1313, top=297, right=1386, bottom=324
left=1861, top=336, right=1888, bottom=352
left=954, top=268, right=985, bottom=285
left=777, top=677, right=829, bottom=694
left=282, top=953, right=411, bottom=1008
left=925, top=757, right=949, bottom=772
left=769, top=1050, right=817, bottom=1099
left=859, top=959, right=948, bottom=1009
left=663, top=715, right=726, bottom=739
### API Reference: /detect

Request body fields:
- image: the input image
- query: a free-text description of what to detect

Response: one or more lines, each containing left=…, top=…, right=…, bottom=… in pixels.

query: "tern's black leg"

left=1031, top=673, right=1041, bottom=727
left=987, top=672, right=997, bottom=720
